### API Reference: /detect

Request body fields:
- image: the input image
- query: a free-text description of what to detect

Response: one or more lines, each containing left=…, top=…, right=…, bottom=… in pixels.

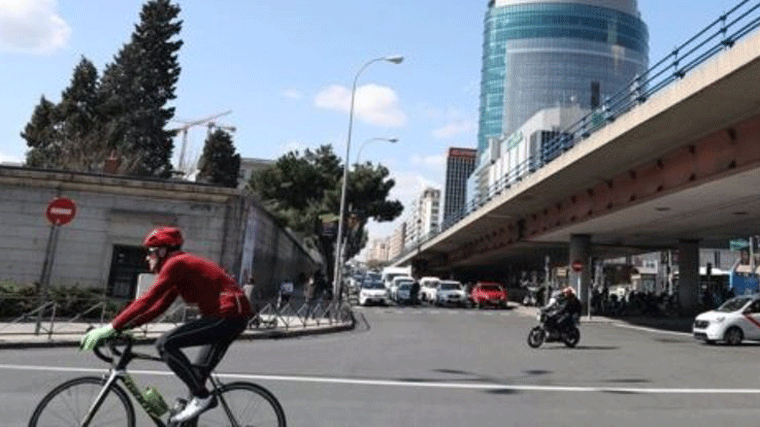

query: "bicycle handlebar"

left=92, top=333, right=163, bottom=365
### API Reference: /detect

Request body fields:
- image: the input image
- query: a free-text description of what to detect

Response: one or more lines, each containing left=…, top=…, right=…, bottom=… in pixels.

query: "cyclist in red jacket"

left=80, top=226, right=252, bottom=422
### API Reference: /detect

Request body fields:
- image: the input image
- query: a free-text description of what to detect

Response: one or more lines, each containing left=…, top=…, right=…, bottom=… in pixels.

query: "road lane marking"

left=611, top=323, right=691, bottom=337
left=2, top=363, right=760, bottom=394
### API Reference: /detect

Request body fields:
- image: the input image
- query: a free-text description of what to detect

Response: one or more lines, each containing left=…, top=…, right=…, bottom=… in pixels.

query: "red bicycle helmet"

left=143, top=226, right=184, bottom=247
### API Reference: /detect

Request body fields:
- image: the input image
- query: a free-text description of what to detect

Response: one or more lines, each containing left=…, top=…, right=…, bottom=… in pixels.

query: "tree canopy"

left=21, top=0, right=183, bottom=177
left=248, top=145, right=403, bottom=284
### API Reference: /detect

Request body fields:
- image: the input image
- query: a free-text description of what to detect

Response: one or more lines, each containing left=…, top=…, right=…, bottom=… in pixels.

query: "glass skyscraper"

left=478, top=0, right=649, bottom=160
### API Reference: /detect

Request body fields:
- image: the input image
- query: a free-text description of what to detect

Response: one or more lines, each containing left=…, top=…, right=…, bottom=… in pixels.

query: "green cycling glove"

left=79, top=324, right=116, bottom=351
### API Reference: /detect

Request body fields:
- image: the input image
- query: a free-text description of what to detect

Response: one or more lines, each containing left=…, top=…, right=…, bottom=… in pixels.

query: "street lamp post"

left=355, top=137, right=398, bottom=164
left=339, top=137, right=398, bottom=287
left=333, top=55, right=403, bottom=302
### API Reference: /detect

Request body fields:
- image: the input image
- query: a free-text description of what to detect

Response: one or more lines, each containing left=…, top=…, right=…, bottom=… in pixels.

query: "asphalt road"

left=2, top=305, right=760, bottom=426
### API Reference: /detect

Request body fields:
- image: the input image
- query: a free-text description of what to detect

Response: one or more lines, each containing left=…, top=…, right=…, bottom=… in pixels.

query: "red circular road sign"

left=571, top=261, right=584, bottom=272
left=46, top=197, right=77, bottom=225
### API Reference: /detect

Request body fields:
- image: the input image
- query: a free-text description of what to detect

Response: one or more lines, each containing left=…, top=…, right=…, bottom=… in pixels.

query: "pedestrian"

left=278, top=280, right=293, bottom=310
left=244, top=275, right=261, bottom=327
left=410, top=279, right=420, bottom=306
left=304, top=271, right=317, bottom=319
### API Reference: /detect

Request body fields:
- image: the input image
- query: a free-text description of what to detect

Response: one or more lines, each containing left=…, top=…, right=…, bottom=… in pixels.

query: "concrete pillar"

left=677, top=239, right=700, bottom=313
left=569, top=234, right=592, bottom=314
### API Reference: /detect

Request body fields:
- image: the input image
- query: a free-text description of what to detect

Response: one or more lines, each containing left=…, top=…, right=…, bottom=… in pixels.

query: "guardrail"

left=392, top=0, right=760, bottom=264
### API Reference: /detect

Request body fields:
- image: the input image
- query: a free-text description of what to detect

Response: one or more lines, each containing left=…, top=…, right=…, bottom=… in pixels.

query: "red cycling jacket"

left=112, top=252, right=251, bottom=330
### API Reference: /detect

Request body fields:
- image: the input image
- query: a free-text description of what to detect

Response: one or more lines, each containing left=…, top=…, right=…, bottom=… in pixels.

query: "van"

left=381, top=266, right=413, bottom=289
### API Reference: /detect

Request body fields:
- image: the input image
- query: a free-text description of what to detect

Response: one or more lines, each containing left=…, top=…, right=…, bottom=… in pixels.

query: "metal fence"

left=0, top=293, right=354, bottom=339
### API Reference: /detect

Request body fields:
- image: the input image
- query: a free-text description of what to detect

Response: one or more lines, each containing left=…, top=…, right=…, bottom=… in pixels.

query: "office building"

left=468, top=104, right=588, bottom=203
left=405, top=187, right=441, bottom=247
left=238, top=157, right=275, bottom=189
left=443, top=147, right=477, bottom=227
left=367, top=238, right=390, bottom=263
left=478, top=0, right=649, bottom=164
left=388, top=222, right=407, bottom=260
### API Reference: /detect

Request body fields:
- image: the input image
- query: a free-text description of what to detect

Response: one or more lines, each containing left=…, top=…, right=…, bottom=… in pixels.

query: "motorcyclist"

left=544, top=287, right=581, bottom=331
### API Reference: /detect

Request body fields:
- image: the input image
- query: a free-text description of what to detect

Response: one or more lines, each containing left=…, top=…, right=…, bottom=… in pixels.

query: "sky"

left=0, top=0, right=747, bottom=257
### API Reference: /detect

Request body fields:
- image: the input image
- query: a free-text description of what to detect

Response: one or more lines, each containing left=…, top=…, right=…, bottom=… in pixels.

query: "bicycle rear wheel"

left=196, top=381, right=286, bottom=427
left=28, top=376, right=135, bottom=427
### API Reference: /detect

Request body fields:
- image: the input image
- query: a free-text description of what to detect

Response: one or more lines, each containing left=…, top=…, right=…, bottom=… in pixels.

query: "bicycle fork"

left=79, top=370, right=125, bottom=427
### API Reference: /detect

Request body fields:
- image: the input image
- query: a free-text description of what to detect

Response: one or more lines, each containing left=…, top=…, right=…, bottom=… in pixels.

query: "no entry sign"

left=571, top=261, right=584, bottom=272
left=46, top=197, right=77, bottom=225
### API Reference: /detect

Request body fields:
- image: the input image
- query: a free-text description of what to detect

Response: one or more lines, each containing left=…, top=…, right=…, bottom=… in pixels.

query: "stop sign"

left=571, top=261, right=584, bottom=272
left=46, top=197, right=77, bottom=225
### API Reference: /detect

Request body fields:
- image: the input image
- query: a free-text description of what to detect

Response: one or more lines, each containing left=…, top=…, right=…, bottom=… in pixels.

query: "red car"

left=470, top=282, right=508, bottom=309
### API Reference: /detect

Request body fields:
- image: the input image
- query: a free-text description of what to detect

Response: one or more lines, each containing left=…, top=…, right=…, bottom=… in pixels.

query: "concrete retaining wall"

left=0, top=166, right=319, bottom=300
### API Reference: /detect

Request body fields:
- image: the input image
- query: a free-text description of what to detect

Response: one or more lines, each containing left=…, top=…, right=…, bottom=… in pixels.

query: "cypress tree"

left=197, top=129, right=241, bottom=188
left=99, top=0, right=183, bottom=177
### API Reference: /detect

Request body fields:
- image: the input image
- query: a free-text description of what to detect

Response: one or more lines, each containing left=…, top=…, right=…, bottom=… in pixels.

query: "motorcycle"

left=527, top=308, right=580, bottom=348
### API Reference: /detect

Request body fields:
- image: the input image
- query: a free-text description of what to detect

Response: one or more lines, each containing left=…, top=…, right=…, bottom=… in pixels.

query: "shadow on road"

left=537, top=345, right=619, bottom=351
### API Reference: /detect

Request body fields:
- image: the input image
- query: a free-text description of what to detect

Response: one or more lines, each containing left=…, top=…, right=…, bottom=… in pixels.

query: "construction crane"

left=169, top=110, right=232, bottom=172
left=206, top=121, right=237, bottom=136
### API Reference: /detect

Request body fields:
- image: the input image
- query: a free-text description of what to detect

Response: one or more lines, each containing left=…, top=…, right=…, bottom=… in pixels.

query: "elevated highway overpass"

left=393, top=6, right=760, bottom=311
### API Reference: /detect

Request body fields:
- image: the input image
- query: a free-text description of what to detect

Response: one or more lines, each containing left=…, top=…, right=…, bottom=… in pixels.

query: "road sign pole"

left=35, top=224, right=59, bottom=335
left=585, top=272, right=591, bottom=321
left=35, top=197, right=77, bottom=335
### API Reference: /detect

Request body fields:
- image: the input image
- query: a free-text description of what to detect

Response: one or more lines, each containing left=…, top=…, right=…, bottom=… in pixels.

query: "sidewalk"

left=511, top=304, right=694, bottom=333
left=0, top=315, right=354, bottom=349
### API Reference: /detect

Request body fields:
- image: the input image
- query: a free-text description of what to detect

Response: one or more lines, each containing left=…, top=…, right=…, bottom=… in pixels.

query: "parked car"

left=358, top=280, right=389, bottom=306
left=395, top=282, right=414, bottom=305
left=693, top=294, right=760, bottom=345
left=418, top=276, right=440, bottom=302
left=390, top=276, right=415, bottom=302
left=434, top=280, right=467, bottom=307
left=470, top=282, right=508, bottom=309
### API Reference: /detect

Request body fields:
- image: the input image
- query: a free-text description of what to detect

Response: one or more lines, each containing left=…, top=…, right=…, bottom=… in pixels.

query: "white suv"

left=434, top=280, right=467, bottom=307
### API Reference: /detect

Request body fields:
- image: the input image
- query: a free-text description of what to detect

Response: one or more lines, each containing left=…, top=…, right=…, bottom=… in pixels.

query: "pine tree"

left=197, top=129, right=241, bottom=188
left=59, top=57, right=104, bottom=171
left=21, top=96, right=62, bottom=168
left=99, top=0, right=183, bottom=177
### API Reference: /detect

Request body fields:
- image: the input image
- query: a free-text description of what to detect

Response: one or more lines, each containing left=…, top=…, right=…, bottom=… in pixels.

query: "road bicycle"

left=28, top=333, right=286, bottom=427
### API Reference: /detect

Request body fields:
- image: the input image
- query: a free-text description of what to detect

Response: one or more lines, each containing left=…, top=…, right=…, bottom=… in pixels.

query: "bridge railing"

left=393, top=0, right=760, bottom=264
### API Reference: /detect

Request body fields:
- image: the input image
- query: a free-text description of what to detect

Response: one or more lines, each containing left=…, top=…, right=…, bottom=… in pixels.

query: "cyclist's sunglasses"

left=147, top=247, right=162, bottom=257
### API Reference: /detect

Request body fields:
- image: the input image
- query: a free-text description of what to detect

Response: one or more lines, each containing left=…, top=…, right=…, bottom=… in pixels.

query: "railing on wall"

left=392, top=0, right=760, bottom=264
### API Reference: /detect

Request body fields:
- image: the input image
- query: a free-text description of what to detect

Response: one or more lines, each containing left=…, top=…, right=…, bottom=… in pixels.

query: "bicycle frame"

left=81, top=335, right=240, bottom=427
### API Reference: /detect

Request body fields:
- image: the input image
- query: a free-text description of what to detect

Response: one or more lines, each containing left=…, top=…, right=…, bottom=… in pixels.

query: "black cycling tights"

left=156, top=316, right=249, bottom=396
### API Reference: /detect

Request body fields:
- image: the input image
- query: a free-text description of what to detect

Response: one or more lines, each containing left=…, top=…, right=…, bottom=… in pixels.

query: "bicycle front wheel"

left=28, top=376, right=135, bottom=427
left=197, top=381, right=286, bottom=427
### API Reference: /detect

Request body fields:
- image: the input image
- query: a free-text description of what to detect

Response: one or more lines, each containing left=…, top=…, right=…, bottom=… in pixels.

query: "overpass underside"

left=401, top=28, right=760, bottom=280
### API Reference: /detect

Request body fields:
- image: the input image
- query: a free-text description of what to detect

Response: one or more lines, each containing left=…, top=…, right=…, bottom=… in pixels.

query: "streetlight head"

left=388, top=138, right=399, bottom=143
left=385, top=56, right=404, bottom=64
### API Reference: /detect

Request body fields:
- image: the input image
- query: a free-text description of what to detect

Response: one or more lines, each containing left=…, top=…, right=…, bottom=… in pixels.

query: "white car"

left=359, top=281, right=389, bottom=306
left=434, top=280, right=467, bottom=307
left=693, top=294, right=760, bottom=345
left=418, top=276, right=440, bottom=302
